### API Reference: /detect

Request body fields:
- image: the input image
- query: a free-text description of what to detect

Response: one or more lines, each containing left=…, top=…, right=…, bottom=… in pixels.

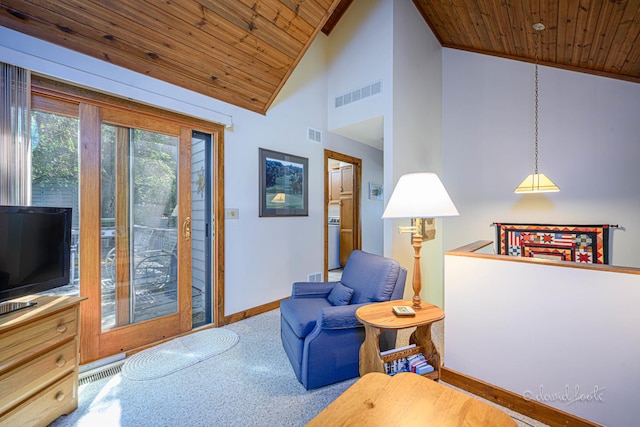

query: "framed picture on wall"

left=259, top=148, right=309, bottom=217
left=369, top=182, right=383, bottom=200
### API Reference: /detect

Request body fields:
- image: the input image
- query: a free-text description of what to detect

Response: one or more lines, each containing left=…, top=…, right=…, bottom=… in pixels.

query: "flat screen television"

left=0, top=206, right=72, bottom=313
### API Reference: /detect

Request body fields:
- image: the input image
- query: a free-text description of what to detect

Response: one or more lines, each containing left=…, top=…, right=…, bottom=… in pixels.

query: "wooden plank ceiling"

left=1, top=0, right=639, bottom=116
left=412, top=0, right=640, bottom=85
left=0, top=0, right=342, bottom=114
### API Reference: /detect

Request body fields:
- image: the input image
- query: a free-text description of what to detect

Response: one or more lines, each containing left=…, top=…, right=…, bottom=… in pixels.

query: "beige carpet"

left=53, top=310, right=545, bottom=426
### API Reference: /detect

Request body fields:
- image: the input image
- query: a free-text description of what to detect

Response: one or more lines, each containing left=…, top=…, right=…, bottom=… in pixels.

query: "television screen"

left=0, top=206, right=72, bottom=303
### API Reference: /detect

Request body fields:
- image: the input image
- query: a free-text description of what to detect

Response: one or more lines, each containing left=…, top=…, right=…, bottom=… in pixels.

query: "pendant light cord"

left=514, top=23, right=559, bottom=193
left=534, top=27, right=540, bottom=175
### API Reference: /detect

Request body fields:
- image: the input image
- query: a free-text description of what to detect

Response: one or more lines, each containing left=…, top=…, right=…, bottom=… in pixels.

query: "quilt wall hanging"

left=495, top=223, right=611, bottom=264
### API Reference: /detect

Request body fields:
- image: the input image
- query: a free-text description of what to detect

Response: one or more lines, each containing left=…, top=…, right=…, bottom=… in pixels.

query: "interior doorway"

left=324, top=150, right=362, bottom=280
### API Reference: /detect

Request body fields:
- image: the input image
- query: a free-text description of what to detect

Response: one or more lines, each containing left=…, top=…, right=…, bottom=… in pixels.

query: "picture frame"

left=368, top=182, right=383, bottom=200
left=259, top=148, right=309, bottom=217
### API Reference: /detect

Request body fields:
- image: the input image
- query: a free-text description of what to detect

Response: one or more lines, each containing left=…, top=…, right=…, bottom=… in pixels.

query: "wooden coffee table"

left=307, top=372, right=517, bottom=426
left=356, top=299, right=444, bottom=380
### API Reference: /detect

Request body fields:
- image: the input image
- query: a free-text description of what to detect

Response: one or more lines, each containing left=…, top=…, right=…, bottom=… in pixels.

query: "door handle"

left=183, top=217, right=191, bottom=241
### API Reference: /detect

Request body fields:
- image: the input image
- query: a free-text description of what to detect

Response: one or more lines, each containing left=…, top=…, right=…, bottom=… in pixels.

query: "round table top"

left=356, top=299, right=445, bottom=329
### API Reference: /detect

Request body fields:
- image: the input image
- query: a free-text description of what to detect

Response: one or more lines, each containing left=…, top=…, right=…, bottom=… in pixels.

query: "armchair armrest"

left=316, top=303, right=368, bottom=330
left=291, top=281, right=339, bottom=298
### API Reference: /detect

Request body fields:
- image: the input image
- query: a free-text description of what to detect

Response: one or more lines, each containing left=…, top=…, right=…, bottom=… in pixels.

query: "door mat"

left=122, top=328, right=239, bottom=380
left=495, top=223, right=610, bottom=264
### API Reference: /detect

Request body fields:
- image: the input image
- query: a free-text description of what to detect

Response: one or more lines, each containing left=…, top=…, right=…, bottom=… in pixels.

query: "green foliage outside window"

left=31, top=111, right=79, bottom=186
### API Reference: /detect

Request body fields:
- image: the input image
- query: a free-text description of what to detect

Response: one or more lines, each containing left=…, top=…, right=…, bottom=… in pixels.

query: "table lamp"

left=382, top=173, right=459, bottom=309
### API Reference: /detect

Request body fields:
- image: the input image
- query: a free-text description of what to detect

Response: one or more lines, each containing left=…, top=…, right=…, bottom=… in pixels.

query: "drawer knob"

left=55, top=391, right=65, bottom=402
left=56, top=324, right=68, bottom=333
left=56, top=357, right=66, bottom=367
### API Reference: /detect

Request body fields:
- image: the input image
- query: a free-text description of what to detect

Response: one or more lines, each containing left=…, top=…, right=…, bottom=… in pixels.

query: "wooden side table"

left=307, top=372, right=517, bottom=426
left=355, top=299, right=444, bottom=380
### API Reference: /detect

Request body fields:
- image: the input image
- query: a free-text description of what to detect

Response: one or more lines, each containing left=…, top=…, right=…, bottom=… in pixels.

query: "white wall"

left=0, top=26, right=384, bottom=316
left=355, top=143, right=385, bottom=254
left=442, top=49, right=640, bottom=268
left=445, top=254, right=640, bottom=426
left=326, top=0, right=392, bottom=137
left=323, top=0, right=390, bottom=257
left=387, top=0, right=446, bottom=305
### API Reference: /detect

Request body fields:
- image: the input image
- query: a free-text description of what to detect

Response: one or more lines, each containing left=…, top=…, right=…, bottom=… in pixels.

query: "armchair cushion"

left=280, top=297, right=331, bottom=338
left=317, top=303, right=367, bottom=329
left=340, top=250, right=401, bottom=304
left=291, top=281, right=337, bottom=298
left=327, top=282, right=354, bottom=306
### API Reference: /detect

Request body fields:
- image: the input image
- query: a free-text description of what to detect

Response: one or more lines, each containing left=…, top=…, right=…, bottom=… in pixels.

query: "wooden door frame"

left=31, top=76, right=226, bottom=365
left=324, top=150, right=362, bottom=278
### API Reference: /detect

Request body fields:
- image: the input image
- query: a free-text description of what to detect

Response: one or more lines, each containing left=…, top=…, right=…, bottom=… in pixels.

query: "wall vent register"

left=334, top=80, right=382, bottom=108
left=307, top=127, right=322, bottom=143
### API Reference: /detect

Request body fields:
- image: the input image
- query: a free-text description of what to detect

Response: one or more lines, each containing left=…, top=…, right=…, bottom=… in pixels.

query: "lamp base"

left=411, top=232, right=423, bottom=309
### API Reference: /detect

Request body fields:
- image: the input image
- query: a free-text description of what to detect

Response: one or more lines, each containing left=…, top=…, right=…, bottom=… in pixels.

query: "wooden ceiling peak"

left=321, top=0, right=353, bottom=35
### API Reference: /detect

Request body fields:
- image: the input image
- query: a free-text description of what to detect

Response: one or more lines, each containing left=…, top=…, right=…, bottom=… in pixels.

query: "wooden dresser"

left=0, top=296, right=85, bottom=427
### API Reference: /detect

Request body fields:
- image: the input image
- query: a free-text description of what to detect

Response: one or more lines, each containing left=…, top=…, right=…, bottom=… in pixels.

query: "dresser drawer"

left=0, top=307, right=77, bottom=371
left=0, top=372, right=76, bottom=427
left=0, top=339, right=77, bottom=415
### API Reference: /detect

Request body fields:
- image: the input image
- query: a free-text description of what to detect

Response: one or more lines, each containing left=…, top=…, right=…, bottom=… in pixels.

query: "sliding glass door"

left=30, top=78, right=224, bottom=364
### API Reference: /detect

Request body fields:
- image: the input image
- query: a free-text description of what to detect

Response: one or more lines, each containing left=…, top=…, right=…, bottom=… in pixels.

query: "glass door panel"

left=191, top=131, right=212, bottom=327
left=100, top=124, right=179, bottom=331
left=30, top=110, right=80, bottom=296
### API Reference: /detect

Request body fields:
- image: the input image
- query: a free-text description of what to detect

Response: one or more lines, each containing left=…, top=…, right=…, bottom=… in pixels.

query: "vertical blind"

left=0, top=63, right=31, bottom=205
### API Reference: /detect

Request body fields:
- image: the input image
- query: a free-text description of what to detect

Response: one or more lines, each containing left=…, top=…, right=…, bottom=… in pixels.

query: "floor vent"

left=307, top=127, right=322, bottom=143
left=79, top=360, right=125, bottom=385
left=307, top=272, right=322, bottom=282
left=334, top=80, right=382, bottom=109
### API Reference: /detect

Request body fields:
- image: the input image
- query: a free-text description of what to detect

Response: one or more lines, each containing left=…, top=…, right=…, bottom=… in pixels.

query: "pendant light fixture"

left=514, top=23, right=560, bottom=194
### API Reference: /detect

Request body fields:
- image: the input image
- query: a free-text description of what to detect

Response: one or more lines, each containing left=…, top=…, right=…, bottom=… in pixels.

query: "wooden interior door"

left=324, top=151, right=361, bottom=274
left=339, top=164, right=354, bottom=265
left=339, top=195, right=354, bottom=266
left=329, top=168, right=341, bottom=204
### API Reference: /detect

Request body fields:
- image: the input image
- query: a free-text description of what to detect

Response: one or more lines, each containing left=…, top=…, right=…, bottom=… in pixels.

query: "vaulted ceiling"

left=414, top=0, right=640, bottom=85
left=1, top=0, right=639, bottom=116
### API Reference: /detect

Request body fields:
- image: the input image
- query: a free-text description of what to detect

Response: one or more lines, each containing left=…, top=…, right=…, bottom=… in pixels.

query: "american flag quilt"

left=495, top=223, right=610, bottom=264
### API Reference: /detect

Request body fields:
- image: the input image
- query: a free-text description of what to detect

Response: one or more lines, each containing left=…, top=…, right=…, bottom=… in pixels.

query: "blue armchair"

left=280, top=250, right=407, bottom=389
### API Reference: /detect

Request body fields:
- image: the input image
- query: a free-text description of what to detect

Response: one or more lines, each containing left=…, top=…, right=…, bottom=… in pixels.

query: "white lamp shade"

left=382, top=173, right=459, bottom=219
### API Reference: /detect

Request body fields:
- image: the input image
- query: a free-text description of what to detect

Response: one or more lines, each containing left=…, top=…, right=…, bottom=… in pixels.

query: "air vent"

left=307, top=272, right=322, bottom=282
left=307, top=127, right=322, bottom=143
left=79, top=360, right=125, bottom=385
left=334, top=80, right=383, bottom=109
